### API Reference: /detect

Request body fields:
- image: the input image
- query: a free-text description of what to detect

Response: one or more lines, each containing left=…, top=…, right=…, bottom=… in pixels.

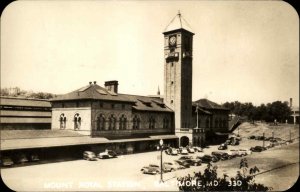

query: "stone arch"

left=180, top=136, right=189, bottom=147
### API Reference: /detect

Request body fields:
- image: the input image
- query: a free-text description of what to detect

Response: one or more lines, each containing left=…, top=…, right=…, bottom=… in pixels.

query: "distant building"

left=289, top=98, right=299, bottom=124
left=0, top=96, right=51, bottom=130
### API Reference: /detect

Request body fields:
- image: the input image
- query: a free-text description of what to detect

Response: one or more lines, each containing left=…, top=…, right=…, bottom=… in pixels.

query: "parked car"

left=180, top=147, right=189, bottom=155
left=211, top=151, right=231, bottom=160
left=98, top=150, right=117, bottom=159
left=175, top=159, right=190, bottom=168
left=218, top=143, right=227, bottom=150
left=29, top=154, right=40, bottom=162
left=184, top=158, right=202, bottom=166
left=248, top=135, right=256, bottom=139
left=165, top=148, right=178, bottom=155
left=227, top=149, right=240, bottom=157
left=1, top=156, right=14, bottom=167
left=163, top=162, right=182, bottom=171
left=83, top=151, right=97, bottom=161
left=141, top=164, right=160, bottom=175
left=197, top=155, right=218, bottom=163
left=250, top=146, right=267, bottom=152
left=230, top=140, right=240, bottom=146
left=13, top=153, right=28, bottom=164
left=187, top=147, right=195, bottom=153
left=255, top=136, right=265, bottom=141
left=193, top=146, right=203, bottom=152
left=238, top=149, right=251, bottom=155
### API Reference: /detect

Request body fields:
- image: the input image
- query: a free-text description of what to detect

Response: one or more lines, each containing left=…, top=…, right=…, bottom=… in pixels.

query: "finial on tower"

left=178, top=10, right=181, bottom=16
left=157, top=86, right=160, bottom=95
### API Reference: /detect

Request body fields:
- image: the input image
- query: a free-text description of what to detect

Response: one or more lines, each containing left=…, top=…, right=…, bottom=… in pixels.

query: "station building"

left=1, top=12, right=230, bottom=159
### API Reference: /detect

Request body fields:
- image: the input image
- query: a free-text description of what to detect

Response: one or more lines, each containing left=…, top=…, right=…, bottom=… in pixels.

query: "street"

left=1, top=136, right=299, bottom=191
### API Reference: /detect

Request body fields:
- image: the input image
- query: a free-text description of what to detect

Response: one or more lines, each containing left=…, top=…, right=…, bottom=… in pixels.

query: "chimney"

left=89, top=81, right=92, bottom=85
left=104, top=80, right=118, bottom=93
left=290, top=98, right=293, bottom=108
left=94, top=81, right=97, bottom=85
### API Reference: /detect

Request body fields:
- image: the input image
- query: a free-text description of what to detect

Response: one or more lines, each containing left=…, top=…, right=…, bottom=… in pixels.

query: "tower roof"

left=164, top=11, right=194, bottom=34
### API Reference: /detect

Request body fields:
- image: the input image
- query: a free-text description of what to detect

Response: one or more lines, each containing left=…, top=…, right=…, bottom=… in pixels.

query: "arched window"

left=149, top=116, right=155, bottom=129
left=119, top=114, right=127, bottom=130
left=97, top=114, right=105, bottom=130
left=59, top=113, right=66, bottom=129
left=132, top=115, right=140, bottom=130
left=74, top=113, right=81, bottom=130
left=108, top=114, right=116, bottom=130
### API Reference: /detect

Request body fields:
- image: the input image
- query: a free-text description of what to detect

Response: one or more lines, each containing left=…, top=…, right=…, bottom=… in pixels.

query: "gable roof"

left=125, top=94, right=172, bottom=113
left=50, top=84, right=173, bottom=113
left=50, top=84, right=135, bottom=103
left=0, top=96, right=51, bottom=108
left=193, top=99, right=229, bottom=111
left=164, top=12, right=194, bottom=34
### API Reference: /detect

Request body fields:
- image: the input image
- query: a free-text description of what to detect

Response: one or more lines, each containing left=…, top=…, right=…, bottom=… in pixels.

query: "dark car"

left=184, top=158, right=201, bottom=166
left=211, top=151, right=231, bottom=160
left=230, top=140, right=239, bottom=146
left=248, top=135, right=256, bottom=139
left=165, top=148, right=178, bottom=155
left=29, top=154, right=40, bottom=162
left=13, top=153, right=28, bottom=164
left=175, top=159, right=190, bottom=168
left=197, top=155, right=218, bottom=163
left=250, top=146, right=267, bottom=152
left=1, top=156, right=14, bottom=167
left=98, top=150, right=117, bottom=159
left=218, top=143, right=227, bottom=150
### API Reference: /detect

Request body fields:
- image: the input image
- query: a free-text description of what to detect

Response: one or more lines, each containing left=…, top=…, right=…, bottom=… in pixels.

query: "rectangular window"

left=111, top=104, right=115, bottom=109
left=100, top=102, right=103, bottom=108
left=122, top=104, right=125, bottom=110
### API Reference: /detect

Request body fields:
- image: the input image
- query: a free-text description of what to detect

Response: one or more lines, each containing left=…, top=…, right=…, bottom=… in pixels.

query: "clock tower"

left=163, top=12, right=194, bottom=130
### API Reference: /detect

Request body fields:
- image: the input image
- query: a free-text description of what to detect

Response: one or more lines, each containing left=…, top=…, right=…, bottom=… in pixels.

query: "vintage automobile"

left=197, top=155, right=218, bottom=163
left=238, top=149, right=252, bottom=155
left=98, top=150, right=118, bottom=159
left=1, top=156, right=14, bottom=167
left=183, top=158, right=202, bottom=166
left=13, top=153, right=29, bottom=164
left=250, top=146, right=267, bottom=152
left=218, top=143, right=228, bottom=150
left=211, top=151, right=231, bottom=160
left=193, top=146, right=203, bottom=152
left=180, top=147, right=189, bottom=155
left=141, top=164, right=160, bottom=175
left=165, top=148, right=178, bottom=155
left=29, top=153, right=40, bottom=162
left=83, top=151, right=97, bottom=161
left=187, top=147, right=195, bottom=153
left=163, top=162, right=184, bottom=171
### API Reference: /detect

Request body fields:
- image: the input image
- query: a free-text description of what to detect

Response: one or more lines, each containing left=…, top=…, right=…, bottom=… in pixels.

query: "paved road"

left=1, top=139, right=298, bottom=191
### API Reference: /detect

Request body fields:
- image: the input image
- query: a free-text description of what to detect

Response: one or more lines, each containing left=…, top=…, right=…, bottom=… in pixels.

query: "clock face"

left=169, top=36, right=177, bottom=46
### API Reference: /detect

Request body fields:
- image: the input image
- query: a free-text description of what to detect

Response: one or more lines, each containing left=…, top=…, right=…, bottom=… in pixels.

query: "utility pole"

left=159, top=139, right=164, bottom=183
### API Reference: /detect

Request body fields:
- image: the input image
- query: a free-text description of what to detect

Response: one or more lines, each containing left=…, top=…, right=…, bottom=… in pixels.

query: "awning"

left=0, top=134, right=178, bottom=151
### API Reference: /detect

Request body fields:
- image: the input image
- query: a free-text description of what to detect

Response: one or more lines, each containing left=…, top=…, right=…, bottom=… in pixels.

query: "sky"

left=1, top=0, right=299, bottom=106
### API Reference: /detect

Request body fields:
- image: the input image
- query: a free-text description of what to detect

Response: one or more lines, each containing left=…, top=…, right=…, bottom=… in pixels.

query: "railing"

left=229, top=115, right=240, bottom=131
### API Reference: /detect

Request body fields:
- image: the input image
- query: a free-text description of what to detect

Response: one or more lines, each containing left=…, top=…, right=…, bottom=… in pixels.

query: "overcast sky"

left=1, top=1, right=299, bottom=106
